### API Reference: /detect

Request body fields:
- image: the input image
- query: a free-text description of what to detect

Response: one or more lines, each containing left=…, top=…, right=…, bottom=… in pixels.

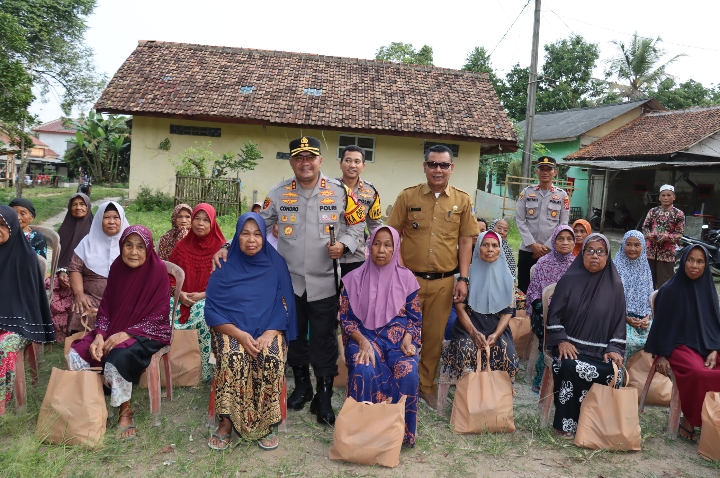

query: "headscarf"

left=490, top=218, right=517, bottom=279
left=73, top=201, right=129, bottom=277
left=525, top=225, right=575, bottom=314
left=157, top=203, right=192, bottom=260
left=613, top=230, right=654, bottom=316
left=205, top=213, right=297, bottom=340
left=572, top=219, right=592, bottom=256
left=468, top=231, right=515, bottom=314
left=546, top=233, right=627, bottom=358
left=56, top=193, right=93, bottom=269
left=169, top=203, right=226, bottom=323
left=96, top=225, right=171, bottom=343
left=0, top=206, right=55, bottom=342
left=645, top=245, right=720, bottom=358
left=9, top=197, right=36, bottom=218
left=342, top=226, right=420, bottom=330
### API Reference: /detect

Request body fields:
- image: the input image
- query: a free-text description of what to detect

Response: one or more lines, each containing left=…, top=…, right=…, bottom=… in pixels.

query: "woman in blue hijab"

left=204, top=213, right=297, bottom=451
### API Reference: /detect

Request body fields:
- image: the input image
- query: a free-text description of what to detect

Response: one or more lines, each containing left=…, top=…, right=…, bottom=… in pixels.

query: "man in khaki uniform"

left=387, top=144, right=478, bottom=408
left=336, top=144, right=383, bottom=276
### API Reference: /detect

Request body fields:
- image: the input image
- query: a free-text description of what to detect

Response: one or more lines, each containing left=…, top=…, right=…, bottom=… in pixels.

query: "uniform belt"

left=413, top=268, right=459, bottom=281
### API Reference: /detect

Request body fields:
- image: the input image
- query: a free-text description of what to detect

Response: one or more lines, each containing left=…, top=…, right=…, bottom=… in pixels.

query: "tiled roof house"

left=95, top=40, right=518, bottom=201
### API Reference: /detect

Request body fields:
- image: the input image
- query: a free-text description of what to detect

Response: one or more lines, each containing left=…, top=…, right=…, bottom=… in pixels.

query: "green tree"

left=375, top=42, right=434, bottom=66
left=65, top=110, right=131, bottom=183
left=607, top=32, right=685, bottom=100
left=462, top=46, right=503, bottom=93
left=498, top=63, right=530, bottom=121
left=651, top=78, right=720, bottom=110
left=170, top=141, right=262, bottom=179
left=0, top=13, right=33, bottom=134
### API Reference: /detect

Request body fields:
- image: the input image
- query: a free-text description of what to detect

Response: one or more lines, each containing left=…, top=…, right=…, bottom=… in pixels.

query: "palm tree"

left=607, top=33, right=685, bottom=100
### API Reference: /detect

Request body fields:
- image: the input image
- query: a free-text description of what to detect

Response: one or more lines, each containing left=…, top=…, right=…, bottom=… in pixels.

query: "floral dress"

left=0, top=331, right=29, bottom=415
left=340, top=289, right=422, bottom=446
left=24, top=229, right=47, bottom=258
left=170, top=297, right=213, bottom=381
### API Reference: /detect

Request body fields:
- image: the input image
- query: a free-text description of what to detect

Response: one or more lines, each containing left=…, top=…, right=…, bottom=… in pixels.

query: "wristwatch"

left=221, top=242, right=231, bottom=250
left=457, top=276, right=469, bottom=284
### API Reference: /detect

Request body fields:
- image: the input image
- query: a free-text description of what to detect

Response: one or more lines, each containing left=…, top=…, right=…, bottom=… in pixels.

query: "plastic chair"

left=32, top=225, right=60, bottom=301
left=145, top=260, right=183, bottom=417
left=538, top=283, right=556, bottom=427
left=525, top=264, right=540, bottom=383
left=638, top=291, right=682, bottom=439
left=13, top=342, right=39, bottom=412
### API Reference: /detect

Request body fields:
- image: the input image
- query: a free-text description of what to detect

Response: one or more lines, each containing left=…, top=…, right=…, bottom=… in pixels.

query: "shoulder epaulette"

left=451, top=186, right=472, bottom=198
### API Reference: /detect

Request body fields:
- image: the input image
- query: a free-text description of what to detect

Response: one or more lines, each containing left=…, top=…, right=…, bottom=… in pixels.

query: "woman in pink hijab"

left=340, top=225, right=421, bottom=446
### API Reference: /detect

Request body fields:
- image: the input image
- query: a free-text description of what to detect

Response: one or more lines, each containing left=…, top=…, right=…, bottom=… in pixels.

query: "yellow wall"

left=129, top=116, right=482, bottom=210
left=581, top=107, right=643, bottom=145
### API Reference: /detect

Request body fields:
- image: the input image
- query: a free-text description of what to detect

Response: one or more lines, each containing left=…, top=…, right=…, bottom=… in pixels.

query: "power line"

left=490, top=0, right=532, bottom=56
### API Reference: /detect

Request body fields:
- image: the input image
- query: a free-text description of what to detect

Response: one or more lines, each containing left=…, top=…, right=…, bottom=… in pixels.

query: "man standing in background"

left=642, top=184, right=685, bottom=288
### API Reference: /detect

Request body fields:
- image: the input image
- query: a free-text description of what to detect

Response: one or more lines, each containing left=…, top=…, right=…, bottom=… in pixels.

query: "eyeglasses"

left=584, top=248, right=607, bottom=257
left=292, top=155, right=317, bottom=163
left=425, top=161, right=452, bottom=170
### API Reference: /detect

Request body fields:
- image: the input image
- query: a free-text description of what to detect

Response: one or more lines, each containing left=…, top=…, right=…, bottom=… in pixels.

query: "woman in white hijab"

left=68, top=201, right=129, bottom=332
left=440, top=231, right=519, bottom=382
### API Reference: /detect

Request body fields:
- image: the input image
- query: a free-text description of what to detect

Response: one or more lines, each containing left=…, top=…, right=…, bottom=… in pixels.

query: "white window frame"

left=337, top=134, right=376, bottom=163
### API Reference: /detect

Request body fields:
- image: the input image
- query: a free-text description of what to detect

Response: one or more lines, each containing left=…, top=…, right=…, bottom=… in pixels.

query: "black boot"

left=287, top=366, right=313, bottom=410
left=309, top=376, right=335, bottom=425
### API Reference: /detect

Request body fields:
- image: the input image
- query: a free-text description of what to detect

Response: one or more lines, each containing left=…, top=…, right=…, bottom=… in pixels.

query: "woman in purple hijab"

left=340, top=225, right=422, bottom=446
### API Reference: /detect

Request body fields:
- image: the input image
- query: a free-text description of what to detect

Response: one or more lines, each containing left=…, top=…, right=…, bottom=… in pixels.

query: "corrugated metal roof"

left=518, top=99, right=657, bottom=142
left=560, top=160, right=720, bottom=170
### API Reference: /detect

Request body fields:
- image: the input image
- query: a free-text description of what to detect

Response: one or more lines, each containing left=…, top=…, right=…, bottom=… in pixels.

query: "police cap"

left=290, top=136, right=321, bottom=156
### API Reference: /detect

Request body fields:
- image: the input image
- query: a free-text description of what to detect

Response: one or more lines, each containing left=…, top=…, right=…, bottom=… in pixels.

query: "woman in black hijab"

left=0, top=206, right=55, bottom=415
left=545, top=233, right=627, bottom=438
left=645, top=244, right=720, bottom=442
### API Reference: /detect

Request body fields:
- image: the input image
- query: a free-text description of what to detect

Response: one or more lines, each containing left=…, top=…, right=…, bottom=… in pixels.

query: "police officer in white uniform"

left=214, top=137, right=365, bottom=425
left=515, top=156, right=570, bottom=293
left=336, top=144, right=383, bottom=277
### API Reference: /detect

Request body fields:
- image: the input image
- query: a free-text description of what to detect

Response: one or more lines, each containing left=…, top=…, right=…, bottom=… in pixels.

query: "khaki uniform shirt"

left=337, top=177, right=383, bottom=264
left=515, top=184, right=570, bottom=252
left=387, top=183, right=478, bottom=273
left=260, top=173, right=366, bottom=301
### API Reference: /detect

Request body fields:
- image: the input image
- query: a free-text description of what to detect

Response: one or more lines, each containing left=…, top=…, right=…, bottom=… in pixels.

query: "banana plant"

left=67, top=110, right=131, bottom=183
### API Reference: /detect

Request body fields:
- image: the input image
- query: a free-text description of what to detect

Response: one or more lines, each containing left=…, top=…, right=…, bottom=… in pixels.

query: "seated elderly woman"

left=441, top=231, right=519, bottom=387
left=645, top=245, right=720, bottom=442
left=340, top=226, right=421, bottom=446
left=68, top=225, right=171, bottom=440
left=157, top=203, right=192, bottom=261
left=9, top=197, right=46, bottom=257
left=525, top=225, right=575, bottom=393
left=614, top=230, right=654, bottom=362
left=0, top=206, right=55, bottom=415
left=68, top=201, right=129, bottom=332
left=169, top=203, right=226, bottom=380
left=204, top=213, right=297, bottom=451
left=546, top=233, right=626, bottom=438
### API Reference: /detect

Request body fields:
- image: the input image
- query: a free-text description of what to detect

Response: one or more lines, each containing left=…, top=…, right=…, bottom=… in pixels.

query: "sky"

left=29, top=0, right=720, bottom=123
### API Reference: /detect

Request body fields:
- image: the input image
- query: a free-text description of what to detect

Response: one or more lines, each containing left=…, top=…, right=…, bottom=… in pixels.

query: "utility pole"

left=522, top=0, right=542, bottom=179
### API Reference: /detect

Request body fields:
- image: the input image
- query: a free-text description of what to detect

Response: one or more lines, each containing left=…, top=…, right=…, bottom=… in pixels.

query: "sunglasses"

left=425, top=161, right=452, bottom=170
left=584, top=248, right=607, bottom=257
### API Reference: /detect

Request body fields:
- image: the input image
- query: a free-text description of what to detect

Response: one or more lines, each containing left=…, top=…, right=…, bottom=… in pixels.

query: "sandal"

left=554, top=429, right=574, bottom=440
left=207, top=431, right=232, bottom=451
left=679, top=423, right=698, bottom=443
left=118, top=418, right=136, bottom=441
left=257, top=429, right=279, bottom=451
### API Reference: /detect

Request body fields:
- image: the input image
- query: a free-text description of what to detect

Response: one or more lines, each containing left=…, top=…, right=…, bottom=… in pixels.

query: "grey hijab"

left=468, top=231, right=515, bottom=314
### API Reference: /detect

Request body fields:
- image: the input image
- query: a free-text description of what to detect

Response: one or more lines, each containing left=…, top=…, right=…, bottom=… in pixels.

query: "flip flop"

left=207, top=431, right=231, bottom=451
left=118, top=418, right=136, bottom=441
left=679, top=423, right=697, bottom=443
left=257, top=430, right=279, bottom=451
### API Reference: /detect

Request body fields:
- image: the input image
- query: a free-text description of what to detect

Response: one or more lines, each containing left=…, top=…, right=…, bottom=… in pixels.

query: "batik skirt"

left=624, top=313, right=651, bottom=363
left=0, top=331, right=29, bottom=415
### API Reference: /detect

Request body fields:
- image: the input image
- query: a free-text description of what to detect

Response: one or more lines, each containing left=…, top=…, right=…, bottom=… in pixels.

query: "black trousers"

left=340, top=261, right=364, bottom=278
left=287, top=292, right=339, bottom=378
left=517, top=250, right=539, bottom=294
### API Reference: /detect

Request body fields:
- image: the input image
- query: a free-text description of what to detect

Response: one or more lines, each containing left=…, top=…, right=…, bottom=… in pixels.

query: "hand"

left=486, top=333, right=498, bottom=348
left=179, top=291, right=196, bottom=308
left=355, top=338, right=376, bottom=367
left=706, top=351, right=718, bottom=370
left=212, top=247, right=229, bottom=272
left=530, top=243, right=549, bottom=258
left=102, top=332, right=132, bottom=356
left=72, top=293, right=93, bottom=314
left=400, top=333, right=416, bottom=357
left=626, top=316, right=642, bottom=328
left=640, top=316, right=651, bottom=330
left=327, top=241, right=345, bottom=259
left=256, top=330, right=278, bottom=352
left=186, top=292, right=206, bottom=302
left=558, top=342, right=578, bottom=360
left=237, top=331, right=261, bottom=358
left=58, top=271, right=70, bottom=289
left=454, top=279, right=468, bottom=303
left=471, top=330, right=487, bottom=350
left=89, top=335, right=105, bottom=362
left=603, top=351, right=623, bottom=367
left=656, top=356, right=671, bottom=376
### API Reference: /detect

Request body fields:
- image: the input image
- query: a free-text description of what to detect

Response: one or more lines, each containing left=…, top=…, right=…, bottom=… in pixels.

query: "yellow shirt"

left=387, top=183, right=478, bottom=273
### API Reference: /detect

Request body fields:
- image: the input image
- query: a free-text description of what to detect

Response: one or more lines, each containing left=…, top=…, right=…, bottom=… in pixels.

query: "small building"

left=563, top=105, right=720, bottom=228
left=94, top=41, right=517, bottom=205
left=0, top=133, right=67, bottom=186
left=33, top=118, right=78, bottom=159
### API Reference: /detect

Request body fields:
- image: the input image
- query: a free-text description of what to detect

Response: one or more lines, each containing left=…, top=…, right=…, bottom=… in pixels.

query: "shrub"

left=130, top=186, right=174, bottom=212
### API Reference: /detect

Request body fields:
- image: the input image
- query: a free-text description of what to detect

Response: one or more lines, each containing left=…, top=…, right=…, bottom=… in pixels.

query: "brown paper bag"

left=64, top=311, right=94, bottom=358
left=574, top=362, right=642, bottom=451
left=699, top=392, right=720, bottom=461
left=140, top=329, right=201, bottom=388
left=334, top=335, right=347, bottom=388
left=627, top=350, right=672, bottom=406
left=36, top=367, right=108, bottom=447
left=329, top=395, right=406, bottom=468
left=508, top=311, right=531, bottom=360
left=450, top=347, right=515, bottom=434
